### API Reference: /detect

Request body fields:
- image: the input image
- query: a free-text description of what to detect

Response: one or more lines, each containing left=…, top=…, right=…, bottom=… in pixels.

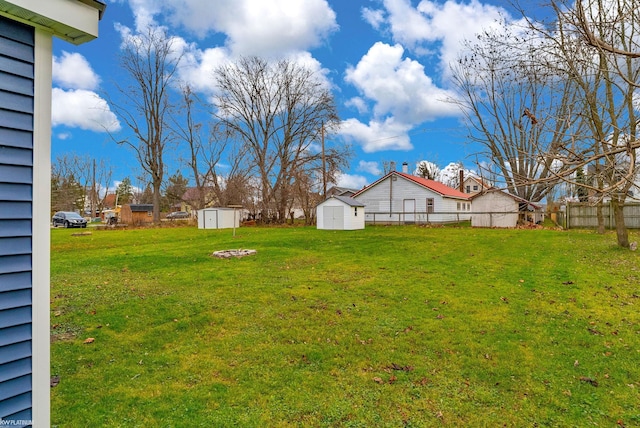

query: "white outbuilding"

left=317, top=196, right=365, bottom=230
left=197, top=208, right=240, bottom=229
left=471, top=189, right=543, bottom=228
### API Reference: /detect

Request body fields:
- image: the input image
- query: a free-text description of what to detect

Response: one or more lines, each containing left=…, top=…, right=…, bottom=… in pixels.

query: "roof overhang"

left=0, top=0, right=105, bottom=45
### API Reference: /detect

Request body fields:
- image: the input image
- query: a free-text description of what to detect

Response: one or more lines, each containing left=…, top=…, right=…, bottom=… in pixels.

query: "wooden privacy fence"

left=559, top=202, right=640, bottom=229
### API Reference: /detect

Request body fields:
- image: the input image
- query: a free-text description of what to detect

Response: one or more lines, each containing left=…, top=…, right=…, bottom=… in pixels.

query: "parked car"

left=166, top=211, right=190, bottom=220
left=52, top=211, right=88, bottom=228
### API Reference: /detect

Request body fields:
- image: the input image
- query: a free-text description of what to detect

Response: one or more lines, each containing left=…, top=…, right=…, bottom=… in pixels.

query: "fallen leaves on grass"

left=389, top=363, right=414, bottom=372
left=50, top=375, right=60, bottom=387
left=83, top=338, right=95, bottom=344
left=579, top=376, right=598, bottom=387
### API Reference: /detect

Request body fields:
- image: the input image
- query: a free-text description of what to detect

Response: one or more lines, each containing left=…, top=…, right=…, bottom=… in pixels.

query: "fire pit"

left=211, top=249, right=257, bottom=259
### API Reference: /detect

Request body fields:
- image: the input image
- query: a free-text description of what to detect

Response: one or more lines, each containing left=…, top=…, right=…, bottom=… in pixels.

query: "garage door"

left=323, top=206, right=344, bottom=229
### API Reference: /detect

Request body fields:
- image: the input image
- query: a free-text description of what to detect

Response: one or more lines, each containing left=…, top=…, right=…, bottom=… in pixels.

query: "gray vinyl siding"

left=0, top=14, right=34, bottom=423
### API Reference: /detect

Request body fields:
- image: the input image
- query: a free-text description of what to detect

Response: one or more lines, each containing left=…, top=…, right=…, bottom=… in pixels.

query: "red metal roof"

left=354, top=171, right=470, bottom=200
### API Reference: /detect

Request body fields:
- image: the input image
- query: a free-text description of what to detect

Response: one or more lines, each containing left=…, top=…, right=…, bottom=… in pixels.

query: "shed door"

left=204, top=210, right=218, bottom=229
left=323, top=206, right=344, bottom=230
left=403, top=199, right=415, bottom=222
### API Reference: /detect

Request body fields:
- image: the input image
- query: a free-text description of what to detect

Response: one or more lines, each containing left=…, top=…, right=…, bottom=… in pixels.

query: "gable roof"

left=327, top=186, right=359, bottom=196
left=355, top=171, right=469, bottom=200
left=332, top=195, right=365, bottom=207
left=463, top=175, right=491, bottom=189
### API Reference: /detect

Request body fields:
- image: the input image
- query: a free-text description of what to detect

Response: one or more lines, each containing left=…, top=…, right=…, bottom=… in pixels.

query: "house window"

left=354, top=207, right=358, bottom=216
left=473, top=185, right=478, bottom=191
left=147, top=211, right=152, bottom=217
left=426, top=198, right=434, bottom=213
left=466, top=185, right=470, bottom=193
left=457, top=202, right=461, bottom=210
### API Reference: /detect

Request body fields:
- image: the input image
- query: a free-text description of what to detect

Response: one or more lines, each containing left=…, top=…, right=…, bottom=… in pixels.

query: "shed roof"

left=329, top=195, right=365, bottom=207
left=127, top=204, right=154, bottom=212
left=355, top=171, right=470, bottom=200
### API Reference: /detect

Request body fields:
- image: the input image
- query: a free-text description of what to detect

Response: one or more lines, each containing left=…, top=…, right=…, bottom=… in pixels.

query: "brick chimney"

left=402, top=162, right=409, bottom=174
left=459, top=169, right=464, bottom=193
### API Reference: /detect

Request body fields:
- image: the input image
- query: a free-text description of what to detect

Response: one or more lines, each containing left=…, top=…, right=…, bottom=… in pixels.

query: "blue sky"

left=50, top=0, right=522, bottom=191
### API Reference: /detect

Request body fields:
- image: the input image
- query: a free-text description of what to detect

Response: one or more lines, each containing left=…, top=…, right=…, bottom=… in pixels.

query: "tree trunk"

left=612, top=198, right=629, bottom=248
left=153, top=180, right=162, bottom=224
left=596, top=202, right=605, bottom=234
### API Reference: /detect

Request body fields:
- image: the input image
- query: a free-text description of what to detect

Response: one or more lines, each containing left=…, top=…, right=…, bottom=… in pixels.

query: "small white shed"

left=317, top=196, right=365, bottom=230
left=471, top=190, right=542, bottom=228
left=197, top=208, right=240, bottom=229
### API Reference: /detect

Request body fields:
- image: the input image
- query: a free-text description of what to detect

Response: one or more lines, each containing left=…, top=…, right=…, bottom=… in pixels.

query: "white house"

left=471, top=189, right=543, bottom=228
left=0, top=1, right=105, bottom=426
left=353, top=171, right=471, bottom=224
left=462, top=175, right=491, bottom=195
left=197, top=208, right=240, bottom=229
left=316, top=195, right=365, bottom=230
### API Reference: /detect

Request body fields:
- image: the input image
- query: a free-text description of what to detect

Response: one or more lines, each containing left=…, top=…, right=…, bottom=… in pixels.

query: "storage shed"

left=317, top=195, right=365, bottom=230
left=197, top=208, right=240, bottom=229
left=471, top=190, right=542, bottom=228
left=0, top=1, right=105, bottom=425
left=120, top=204, right=154, bottom=225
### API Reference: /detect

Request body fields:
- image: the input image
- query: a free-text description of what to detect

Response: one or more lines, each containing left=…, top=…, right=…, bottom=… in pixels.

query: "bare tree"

left=172, top=84, right=251, bottom=210
left=213, top=57, right=350, bottom=223
left=458, top=1, right=640, bottom=247
left=527, top=0, right=640, bottom=247
left=451, top=22, right=581, bottom=203
left=109, top=27, right=181, bottom=223
left=51, top=154, right=112, bottom=216
left=415, top=160, right=441, bottom=180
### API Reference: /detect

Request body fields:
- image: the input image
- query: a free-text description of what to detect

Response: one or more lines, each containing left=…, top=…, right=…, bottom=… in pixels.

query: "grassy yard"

left=50, top=225, right=640, bottom=427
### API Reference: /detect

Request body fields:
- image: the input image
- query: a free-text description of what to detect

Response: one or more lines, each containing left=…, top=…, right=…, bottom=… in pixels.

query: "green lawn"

left=50, top=225, right=640, bottom=427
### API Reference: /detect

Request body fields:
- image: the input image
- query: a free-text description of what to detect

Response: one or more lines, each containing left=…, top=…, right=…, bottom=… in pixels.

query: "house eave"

left=0, top=0, right=105, bottom=45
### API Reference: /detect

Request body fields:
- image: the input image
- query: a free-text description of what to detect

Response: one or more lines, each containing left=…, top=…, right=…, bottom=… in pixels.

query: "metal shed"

left=197, top=208, right=240, bottom=229
left=317, top=195, right=365, bottom=230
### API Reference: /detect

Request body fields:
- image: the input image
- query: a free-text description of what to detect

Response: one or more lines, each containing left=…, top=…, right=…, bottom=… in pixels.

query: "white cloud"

left=357, top=160, right=382, bottom=176
left=336, top=172, right=369, bottom=189
left=52, top=52, right=100, bottom=90
left=345, top=97, right=369, bottom=115
left=52, top=88, right=121, bottom=133
left=345, top=42, right=460, bottom=125
left=119, top=0, right=338, bottom=57
left=367, top=0, right=511, bottom=77
left=340, top=117, right=413, bottom=153
left=362, top=7, right=386, bottom=30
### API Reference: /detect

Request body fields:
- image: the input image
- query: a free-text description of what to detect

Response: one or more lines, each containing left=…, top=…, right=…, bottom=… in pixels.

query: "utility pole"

left=91, top=158, right=97, bottom=217
left=321, top=122, right=326, bottom=198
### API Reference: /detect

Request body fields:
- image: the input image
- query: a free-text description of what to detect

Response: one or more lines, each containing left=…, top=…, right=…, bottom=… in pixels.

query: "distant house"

left=0, top=1, right=105, bottom=425
left=471, top=189, right=543, bottom=228
left=176, top=186, right=216, bottom=213
left=326, top=186, right=359, bottom=198
left=317, top=195, right=365, bottom=230
left=353, top=171, right=471, bottom=224
left=462, top=175, right=491, bottom=195
left=120, top=204, right=154, bottom=225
